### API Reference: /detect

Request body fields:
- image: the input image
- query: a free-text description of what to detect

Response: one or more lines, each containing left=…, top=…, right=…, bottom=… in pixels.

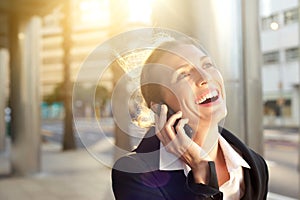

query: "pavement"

left=0, top=141, right=115, bottom=200
left=264, top=128, right=299, bottom=200
left=0, top=125, right=299, bottom=200
left=264, top=127, right=299, bottom=145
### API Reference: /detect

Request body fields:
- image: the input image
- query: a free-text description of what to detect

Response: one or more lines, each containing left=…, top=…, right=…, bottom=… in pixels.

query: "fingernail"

left=183, top=118, right=189, bottom=123
left=161, top=104, right=167, bottom=110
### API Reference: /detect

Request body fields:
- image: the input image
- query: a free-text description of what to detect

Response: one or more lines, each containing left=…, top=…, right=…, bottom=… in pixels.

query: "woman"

left=112, top=40, right=268, bottom=200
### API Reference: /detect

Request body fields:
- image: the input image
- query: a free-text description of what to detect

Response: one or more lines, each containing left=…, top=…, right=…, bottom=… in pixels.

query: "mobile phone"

left=158, top=103, right=193, bottom=138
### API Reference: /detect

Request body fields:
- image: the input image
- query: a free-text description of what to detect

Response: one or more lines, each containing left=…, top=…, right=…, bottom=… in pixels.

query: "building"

left=41, top=0, right=153, bottom=96
left=41, top=0, right=153, bottom=118
left=260, top=0, right=300, bottom=127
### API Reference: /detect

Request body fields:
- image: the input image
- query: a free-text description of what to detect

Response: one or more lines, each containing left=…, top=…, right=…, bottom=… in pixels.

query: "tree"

left=61, top=0, right=75, bottom=150
left=43, top=83, right=64, bottom=104
left=95, top=85, right=110, bottom=117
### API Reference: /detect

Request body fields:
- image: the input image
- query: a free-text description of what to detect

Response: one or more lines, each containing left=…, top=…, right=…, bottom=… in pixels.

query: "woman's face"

left=149, top=44, right=227, bottom=129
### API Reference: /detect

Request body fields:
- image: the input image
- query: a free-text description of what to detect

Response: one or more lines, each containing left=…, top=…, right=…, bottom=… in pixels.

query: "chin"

left=211, top=109, right=227, bottom=125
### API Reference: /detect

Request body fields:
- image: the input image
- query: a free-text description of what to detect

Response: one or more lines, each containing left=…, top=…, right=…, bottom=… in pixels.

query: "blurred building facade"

left=260, top=0, right=300, bottom=127
left=41, top=0, right=110, bottom=97
left=40, top=0, right=154, bottom=119
left=41, top=0, right=153, bottom=97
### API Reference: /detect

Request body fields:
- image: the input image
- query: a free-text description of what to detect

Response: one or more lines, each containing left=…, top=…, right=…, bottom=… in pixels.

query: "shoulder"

left=220, top=128, right=263, bottom=159
left=111, top=153, right=174, bottom=200
left=220, top=127, right=267, bottom=167
left=112, top=127, right=160, bottom=175
left=111, top=153, right=151, bottom=196
left=220, top=127, right=269, bottom=197
left=113, top=151, right=159, bottom=174
left=220, top=127, right=268, bottom=174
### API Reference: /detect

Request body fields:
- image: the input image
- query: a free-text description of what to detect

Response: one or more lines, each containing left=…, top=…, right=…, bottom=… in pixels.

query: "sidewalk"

left=264, top=127, right=299, bottom=144
left=0, top=142, right=114, bottom=200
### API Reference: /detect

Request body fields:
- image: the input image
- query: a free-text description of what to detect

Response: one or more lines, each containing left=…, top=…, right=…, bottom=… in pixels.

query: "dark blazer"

left=112, top=127, right=269, bottom=200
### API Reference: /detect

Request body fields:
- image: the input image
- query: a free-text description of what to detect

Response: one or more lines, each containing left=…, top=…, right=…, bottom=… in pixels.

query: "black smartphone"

left=157, top=103, right=193, bottom=138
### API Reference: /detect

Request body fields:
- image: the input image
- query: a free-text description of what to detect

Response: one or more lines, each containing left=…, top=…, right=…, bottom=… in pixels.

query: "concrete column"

left=292, top=86, right=299, bottom=126
left=241, top=0, right=264, bottom=154
left=9, top=15, right=41, bottom=175
left=298, top=0, right=300, bottom=177
left=0, top=49, right=9, bottom=151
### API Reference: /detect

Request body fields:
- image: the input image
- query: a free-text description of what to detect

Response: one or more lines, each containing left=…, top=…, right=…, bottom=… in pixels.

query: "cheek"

left=213, top=72, right=226, bottom=99
left=161, top=87, right=180, bottom=110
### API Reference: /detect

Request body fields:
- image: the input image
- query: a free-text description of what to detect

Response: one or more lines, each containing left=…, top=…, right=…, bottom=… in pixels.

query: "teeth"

left=196, top=90, right=218, bottom=104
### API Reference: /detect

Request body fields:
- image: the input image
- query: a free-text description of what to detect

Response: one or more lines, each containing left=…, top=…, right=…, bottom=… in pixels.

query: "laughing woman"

left=112, top=40, right=268, bottom=200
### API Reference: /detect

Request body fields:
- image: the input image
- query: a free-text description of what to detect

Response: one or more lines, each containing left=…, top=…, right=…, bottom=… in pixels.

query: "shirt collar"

left=218, top=135, right=250, bottom=171
left=159, top=134, right=250, bottom=174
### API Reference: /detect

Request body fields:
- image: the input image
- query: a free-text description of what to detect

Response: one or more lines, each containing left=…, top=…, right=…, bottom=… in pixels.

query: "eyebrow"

left=175, top=63, right=190, bottom=70
left=174, top=56, right=211, bottom=71
left=200, top=56, right=210, bottom=62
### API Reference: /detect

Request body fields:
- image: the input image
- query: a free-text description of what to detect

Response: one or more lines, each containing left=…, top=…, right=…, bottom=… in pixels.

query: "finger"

left=155, top=104, right=167, bottom=133
left=194, top=143, right=210, bottom=160
left=165, top=110, right=182, bottom=136
left=153, top=104, right=165, bottom=131
left=159, top=104, right=179, bottom=146
left=159, top=104, right=168, bottom=126
left=166, top=110, right=182, bottom=127
left=155, top=125, right=170, bottom=147
left=175, top=118, right=189, bottom=136
left=154, top=105, right=169, bottom=144
left=154, top=114, right=164, bottom=139
left=170, top=118, right=194, bottom=152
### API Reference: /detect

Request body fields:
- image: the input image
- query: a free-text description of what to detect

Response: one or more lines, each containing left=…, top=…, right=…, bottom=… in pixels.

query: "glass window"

left=264, top=98, right=291, bottom=117
left=261, top=13, right=280, bottom=31
left=284, top=8, right=298, bottom=25
left=285, top=47, right=299, bottom=62
left=74, top=0, right=110, bottom=28
left=128, top=0, right=153, bottom=23
left=263, top=51, right=280, bottom=65
left=42, top=7, right=63, bottom=28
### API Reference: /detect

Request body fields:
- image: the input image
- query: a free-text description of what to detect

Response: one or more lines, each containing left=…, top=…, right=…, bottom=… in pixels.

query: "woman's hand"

left=152, top=104, right=211, bottom=184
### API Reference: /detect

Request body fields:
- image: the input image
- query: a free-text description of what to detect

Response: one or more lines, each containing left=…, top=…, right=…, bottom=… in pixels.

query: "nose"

left=194, top=68, right=210, bottom=87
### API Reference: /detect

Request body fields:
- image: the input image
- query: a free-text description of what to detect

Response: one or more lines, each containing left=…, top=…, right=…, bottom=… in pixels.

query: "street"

left=264, top=128, right=299, bottom=199
left=42, top=118, right=115, bottom=148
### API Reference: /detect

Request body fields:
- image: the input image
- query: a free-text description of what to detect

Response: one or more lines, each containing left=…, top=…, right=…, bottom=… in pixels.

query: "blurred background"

left=0, top=0, right=299, bottom=199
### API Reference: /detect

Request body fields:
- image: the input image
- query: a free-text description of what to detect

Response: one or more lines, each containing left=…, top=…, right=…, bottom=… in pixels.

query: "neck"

left=193, top=124, right=220, bottom=161
left=193, top=124, right=229, bottom=185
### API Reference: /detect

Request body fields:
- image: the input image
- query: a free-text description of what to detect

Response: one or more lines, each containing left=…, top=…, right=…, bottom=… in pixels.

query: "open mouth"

left=195, top=90, right=219, bottom=105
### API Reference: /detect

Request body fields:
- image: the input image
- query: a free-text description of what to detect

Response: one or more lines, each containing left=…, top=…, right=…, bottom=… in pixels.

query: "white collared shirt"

left=159, top=135, right=250, bottom=200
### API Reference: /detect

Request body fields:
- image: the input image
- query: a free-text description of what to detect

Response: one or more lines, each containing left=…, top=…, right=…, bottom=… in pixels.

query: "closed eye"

left=173, top=63, right=193, bottom=82
left=177, top=72, right=191, bottom=80
left=202, top=62, right=214, bottom=69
